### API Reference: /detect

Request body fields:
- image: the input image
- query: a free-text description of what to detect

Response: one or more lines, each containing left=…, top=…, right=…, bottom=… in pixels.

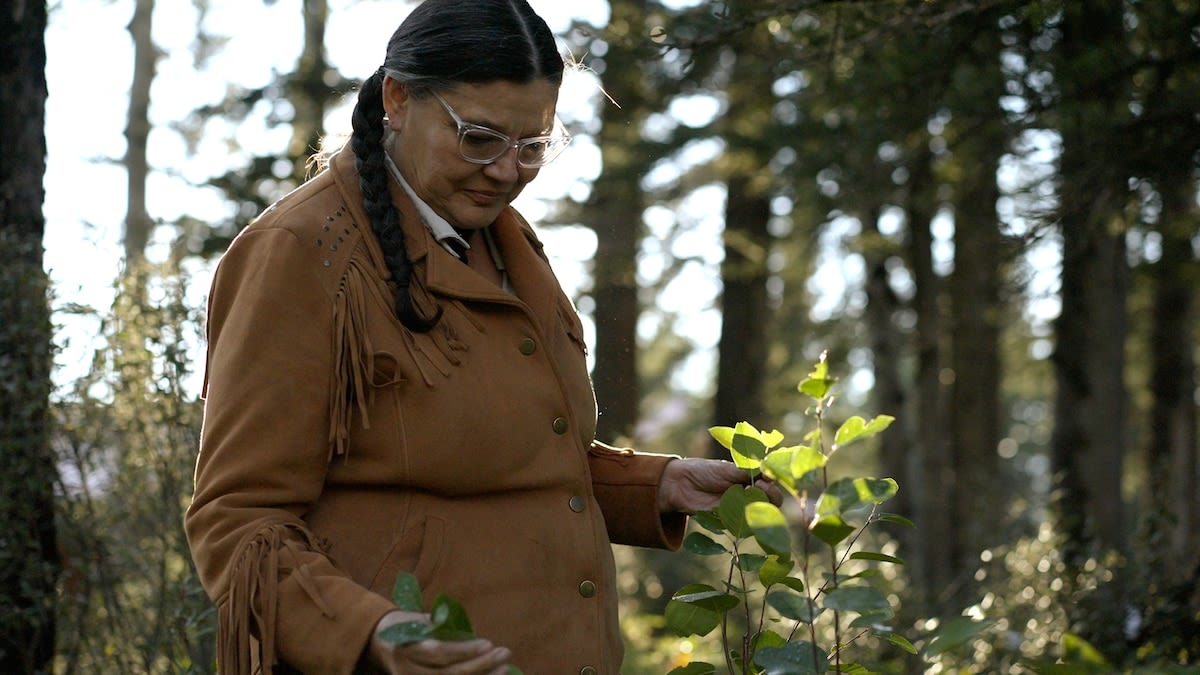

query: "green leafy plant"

left=664, top=353, right=914, bottom=674
left=379, top=571, right=524, bottom=675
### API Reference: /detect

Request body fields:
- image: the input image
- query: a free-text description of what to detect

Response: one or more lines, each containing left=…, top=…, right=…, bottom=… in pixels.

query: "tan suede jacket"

left=185, top=148, right=685, bottom=675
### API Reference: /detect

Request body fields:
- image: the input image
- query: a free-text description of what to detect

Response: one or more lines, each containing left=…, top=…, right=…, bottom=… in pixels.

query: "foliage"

left=52, top=263, right=214, bottom=674
left=376, top=572, right=523, bottom=675
left=662, top=353, right=937, bottom=674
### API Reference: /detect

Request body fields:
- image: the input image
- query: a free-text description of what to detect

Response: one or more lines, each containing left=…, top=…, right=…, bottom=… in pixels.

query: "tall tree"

left=123, top=0, right=157, bottom=264
left=1047, top=1, right=1132, bottom=560
left=711, top=2, right=778, bottom=458
left=584, top=0, right=665, bottom=443
left=0, top=1, right=59, bottom=671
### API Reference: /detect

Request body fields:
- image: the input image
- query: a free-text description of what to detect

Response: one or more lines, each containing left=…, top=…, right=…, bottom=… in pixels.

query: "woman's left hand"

left=657, top=458, right=782, bottom=514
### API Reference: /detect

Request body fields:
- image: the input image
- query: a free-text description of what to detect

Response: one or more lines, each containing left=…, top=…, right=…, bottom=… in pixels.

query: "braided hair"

left=349, top=0, right=564, bottom=331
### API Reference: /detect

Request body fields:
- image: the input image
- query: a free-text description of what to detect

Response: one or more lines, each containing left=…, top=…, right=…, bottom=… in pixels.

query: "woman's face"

left=382, top=78, right=560, bottom=230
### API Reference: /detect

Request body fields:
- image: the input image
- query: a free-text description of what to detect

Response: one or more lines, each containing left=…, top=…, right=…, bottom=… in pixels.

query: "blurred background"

left=2, top=0, right=1198, bottom=672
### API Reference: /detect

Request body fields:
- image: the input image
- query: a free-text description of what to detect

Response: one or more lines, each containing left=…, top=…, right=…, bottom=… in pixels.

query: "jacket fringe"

left=328, top=255, right=382, bottom=458
left=219, top=522, right=334, bottom=675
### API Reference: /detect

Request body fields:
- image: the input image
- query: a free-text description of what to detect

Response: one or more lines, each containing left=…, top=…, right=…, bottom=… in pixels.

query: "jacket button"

left=552, top=417, right=569, bottom=435
left=580, top=668, right=598, bottom=675
left=568, top=496, right=586, bottom=513
left=578, top=580, right=596, bottom=598
left=518, top=337, right=537, bottom=355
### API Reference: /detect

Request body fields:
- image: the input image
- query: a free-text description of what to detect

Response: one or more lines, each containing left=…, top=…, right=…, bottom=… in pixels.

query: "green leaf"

left=876, top=512, right=915, bottom=528
left=832, top=415, right=895, bottom=450
left=719, top=421, right=785, bottom=470
left=683, top=531, right=727, bottom=556
left=429, top=594, right=474, bottom=641
left=754, top=640, right=829, bottom=674
left=391, top=571, right=424, bottom=612
left=818, top=477, right=899, bottom=518
left=747, top=502, right=791, bottom=555
left=665, top=584, right=740, bottom=637
left=752, top=629, right=788, bottom=651
left=668, top=663, right=717, bottom=675
left=737, top=553, right=768, bottom=573
left=1060, top=633, right=1112, bottom=666
left=810, top=515, right=855, bottom=546
left=758, top=555, right=795, bottom=587
left=850, top=551, right=905, bottom=565
left=708, top=426, right=736, bottom=453
left=778, top=576, right=806, bottom=593
left=880, top=631, right=918, bottom=655
left=719, top=485, right=767, bottom=538
left=506, top=667, right=524, bottom=675
left=377, top=621, right=432, bottom=645
left=692, top=510, right=726, bottom=534
left=762, top=444, right=827, bottom=492
left=830, top=664, right=872, bottom=674
left=766, top=590, right=821, bottom=623
left=922, top=617, right=994, bottom=657
left=798, top=356, right=836, bottom=401
left=822, top=586, right=890, bottom=615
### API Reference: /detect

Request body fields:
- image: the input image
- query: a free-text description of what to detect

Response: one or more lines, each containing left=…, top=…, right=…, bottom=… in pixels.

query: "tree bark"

left=1050, top=1, right=1131, bottom=562
left=123, top=0, right=157, bottom=264
left=0, top=1, right=59, bottom=670
left=587, top=0, right=652, bottom=443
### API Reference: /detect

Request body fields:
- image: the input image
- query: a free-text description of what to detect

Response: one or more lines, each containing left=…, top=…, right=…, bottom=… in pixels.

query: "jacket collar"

left=327, top=146, right=565, bottom=333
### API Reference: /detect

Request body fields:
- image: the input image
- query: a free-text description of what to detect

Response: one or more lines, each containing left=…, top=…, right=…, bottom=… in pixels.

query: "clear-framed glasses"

left=432, top=92, right=571, bottom=168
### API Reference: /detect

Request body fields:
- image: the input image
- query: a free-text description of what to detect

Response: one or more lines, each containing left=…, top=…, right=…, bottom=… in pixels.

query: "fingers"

left=380, top=639, right=513, bottom=674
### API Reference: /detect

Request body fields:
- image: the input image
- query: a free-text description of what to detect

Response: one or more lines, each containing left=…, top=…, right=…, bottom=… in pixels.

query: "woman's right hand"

left=367, top=610, right=513, bottom=674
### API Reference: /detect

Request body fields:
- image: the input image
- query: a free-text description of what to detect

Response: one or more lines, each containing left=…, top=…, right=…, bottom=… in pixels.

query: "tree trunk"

left=587, top=0, right=651, bottom=443
left=904, top=154, right=954, bottom=610
left=713, top=174, right=771, bottom=457
left=124, top=0, right=157, bottom=264
left=1146, top=185, right=1198, bottom=582
left=1050, top=1, right=1131, bottom=562
left=0, top=1, right=59, bottom=670
left=289, top=0, right=330, bottom=180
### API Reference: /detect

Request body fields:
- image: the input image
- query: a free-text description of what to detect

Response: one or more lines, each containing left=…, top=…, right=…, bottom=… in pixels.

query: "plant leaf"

left=377, top=621, right=432, bottom=645
left=428, top=594, right=474, bottom=641
left=766, top=590, right=821, bottom=623
left=683, top=532, right=728, bottom=556
left=810, top=515, right=855, bottom=546
left=692, top=509, right=726, bottom=534
left=922, top=617, right=995, bottom=657
left=719, top=485, right=767, bottom=538
left=665, top=584, right=740, bottom=637
left=879, top=631, right=918, bottom=655
left=746, top=502, right=791, bottom=555
left=391, top=571, right=424, bottom=612
left=758, top=555, right=795, bottom=588
left=850, top=551, right=905, bottom=565
left=822, top=586, right=890, bottom=616
left=754, top=640, right=829, bottom=674
left=798, top=356, right=836, bottom=401
left=876, top=512, right=915, bottom=528
left=833, top=415, right=895, bottom=450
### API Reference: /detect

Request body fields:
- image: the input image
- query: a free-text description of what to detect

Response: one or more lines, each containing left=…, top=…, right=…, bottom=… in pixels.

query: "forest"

left=1, top=0, right=1198, bottom=673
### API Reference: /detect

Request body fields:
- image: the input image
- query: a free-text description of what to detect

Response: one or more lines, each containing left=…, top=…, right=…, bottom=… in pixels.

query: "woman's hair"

left=349, top=0, right=564, bottom=331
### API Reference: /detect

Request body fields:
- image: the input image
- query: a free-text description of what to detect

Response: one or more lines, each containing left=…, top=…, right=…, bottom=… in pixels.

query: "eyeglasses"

left=432, top=92, right=571, bottom=168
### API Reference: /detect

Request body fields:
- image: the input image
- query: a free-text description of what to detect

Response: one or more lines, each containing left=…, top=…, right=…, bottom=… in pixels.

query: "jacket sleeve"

left=185, top=227, right=393, bottom=675
left=587, top=441, right=687, bottom=550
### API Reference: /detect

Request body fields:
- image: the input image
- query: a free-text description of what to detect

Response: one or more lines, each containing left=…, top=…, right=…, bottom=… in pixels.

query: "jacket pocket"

left=368, top=514, right=445, bottom=598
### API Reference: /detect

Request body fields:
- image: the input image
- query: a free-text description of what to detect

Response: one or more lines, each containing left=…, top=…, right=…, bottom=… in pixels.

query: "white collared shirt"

left=382, top=147, right=510, bottom=292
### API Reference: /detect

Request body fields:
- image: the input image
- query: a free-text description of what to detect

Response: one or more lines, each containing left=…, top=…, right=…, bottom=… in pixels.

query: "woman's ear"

left=382, top=76, right=410, bottom=132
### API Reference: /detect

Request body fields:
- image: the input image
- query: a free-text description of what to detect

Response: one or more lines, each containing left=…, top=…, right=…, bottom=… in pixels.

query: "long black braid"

left=349, top=70, right=440, bottom=331
left=348, top=0, right=564, bottom=332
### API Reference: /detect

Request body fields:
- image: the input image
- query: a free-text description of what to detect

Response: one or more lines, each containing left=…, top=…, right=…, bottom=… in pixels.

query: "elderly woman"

left=185, top=1, right=759, bottom=673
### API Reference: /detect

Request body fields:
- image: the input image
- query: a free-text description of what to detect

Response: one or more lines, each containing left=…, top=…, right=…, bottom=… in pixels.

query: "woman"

left=185, top=1, right=760, bottom=673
